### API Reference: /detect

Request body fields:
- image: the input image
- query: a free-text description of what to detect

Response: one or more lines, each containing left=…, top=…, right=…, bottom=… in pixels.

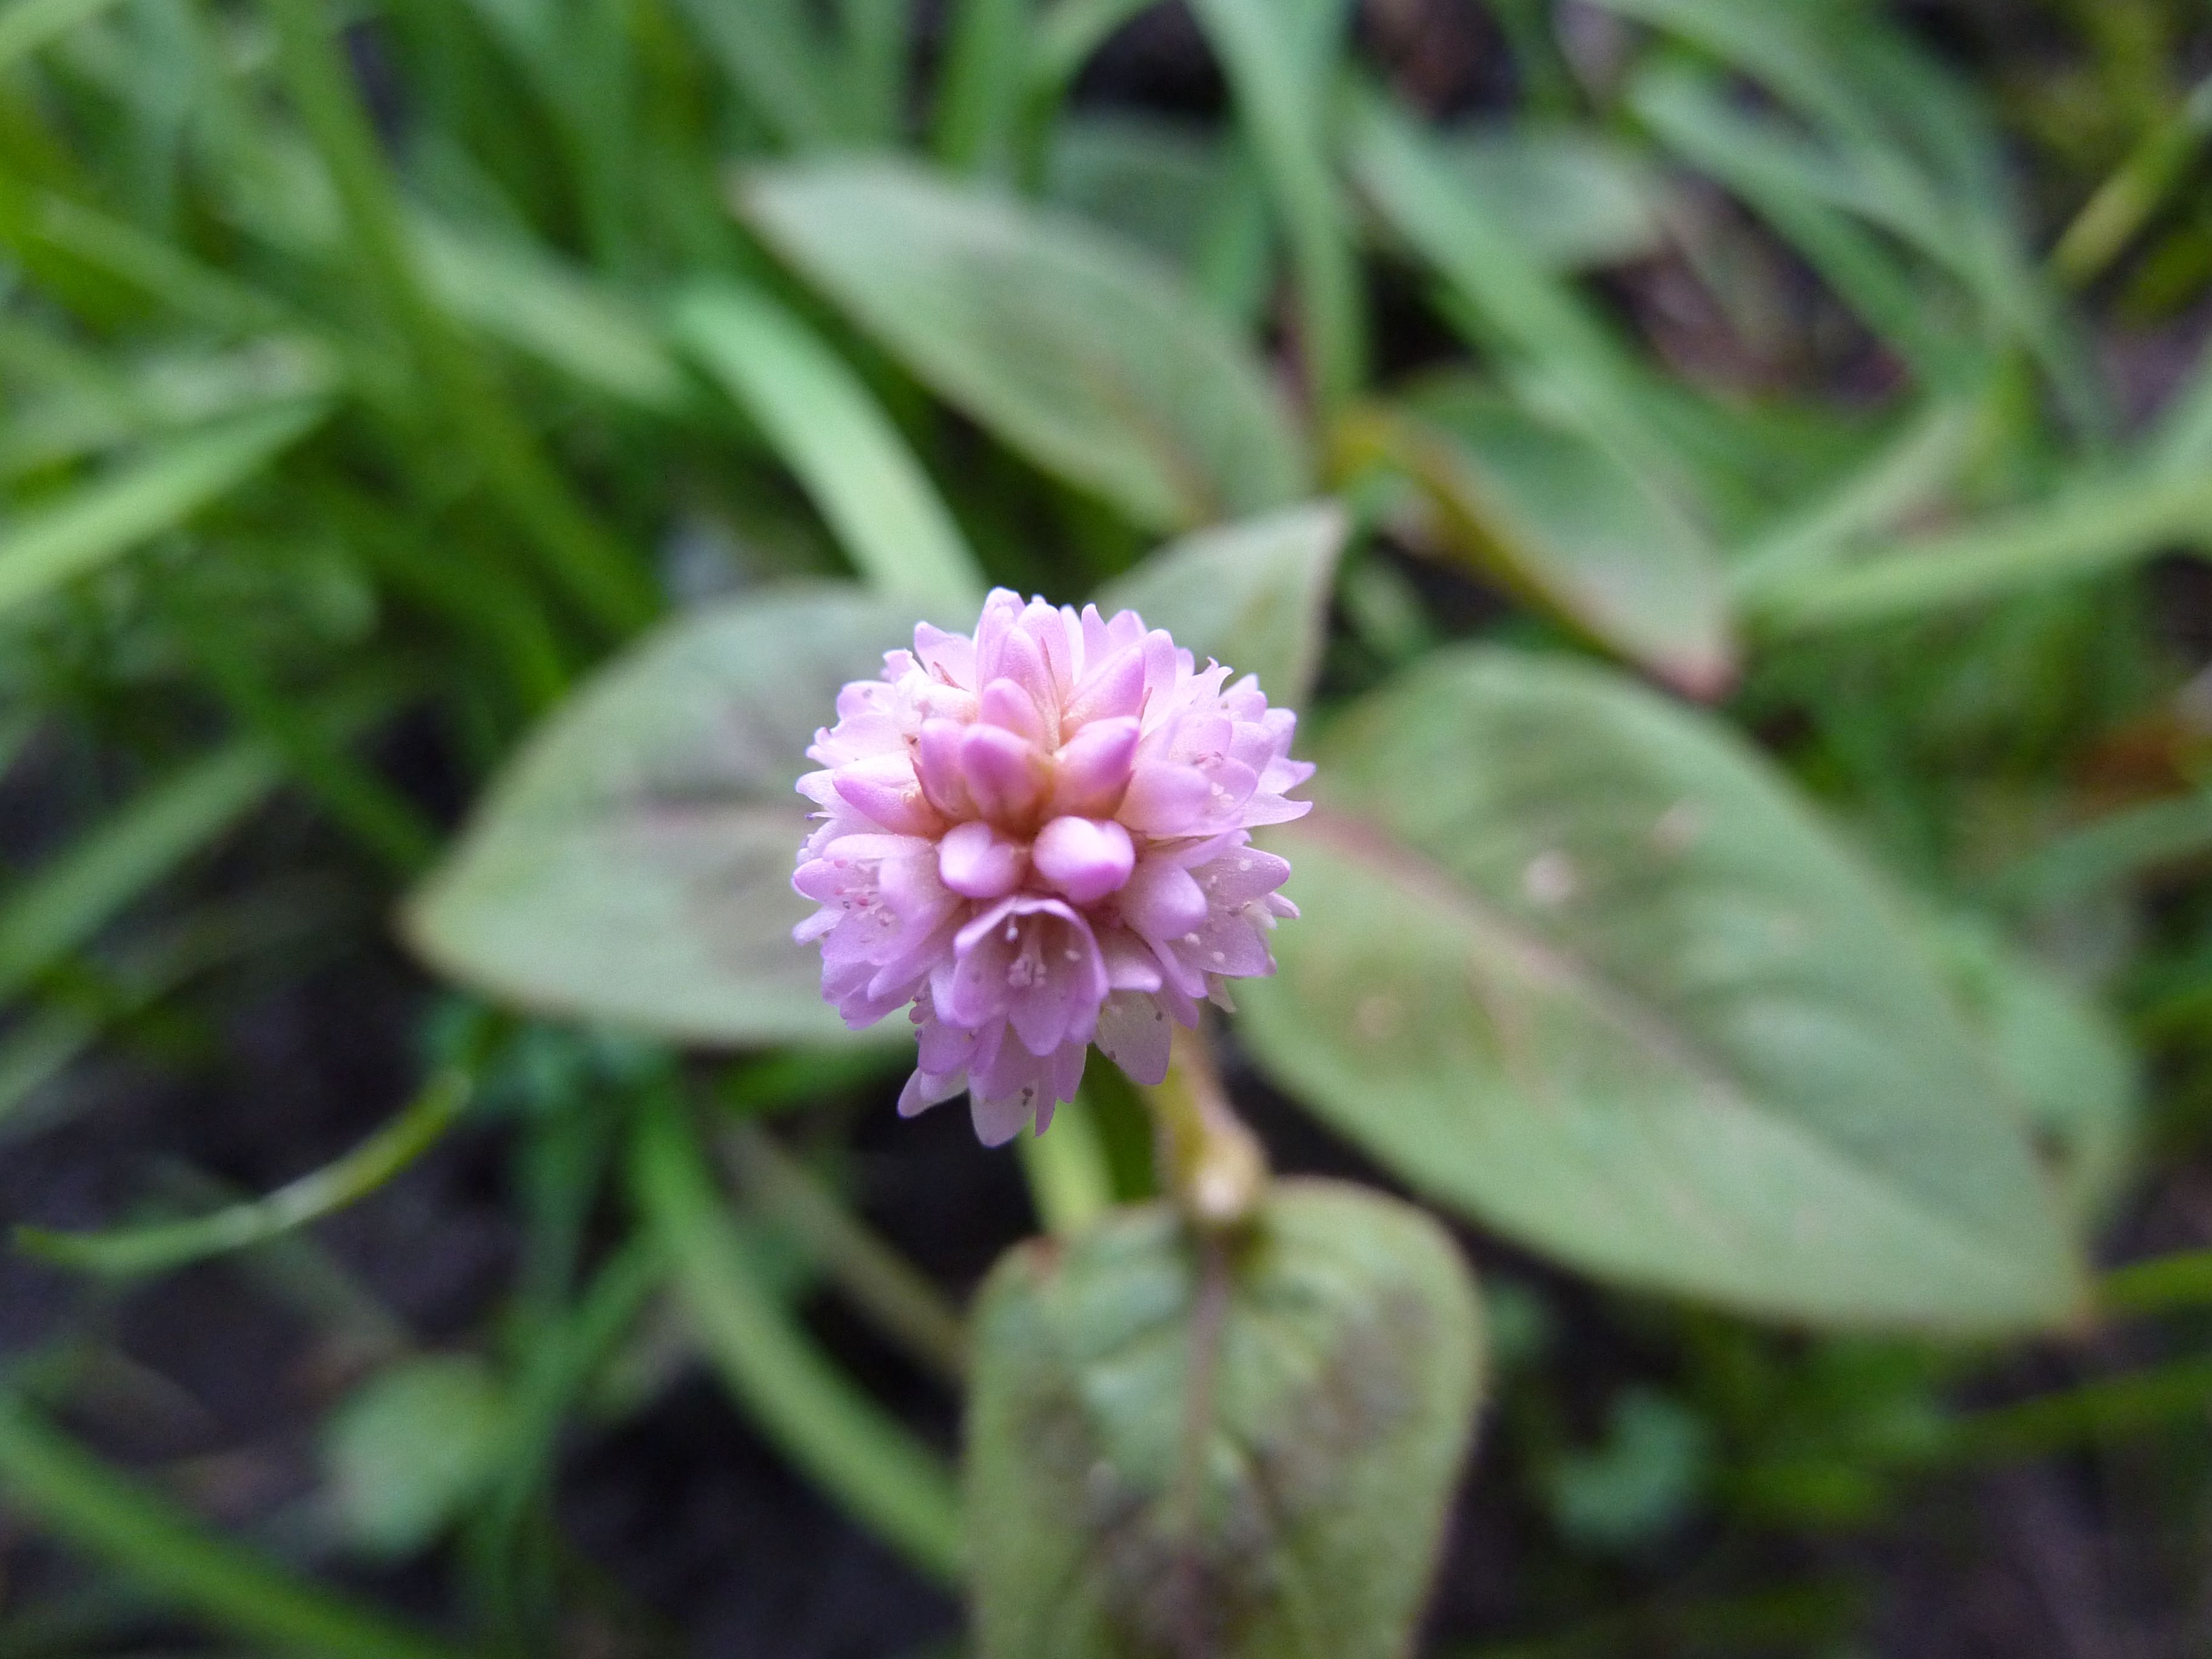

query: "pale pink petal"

left=1031, top=816, right=1134, bottom=904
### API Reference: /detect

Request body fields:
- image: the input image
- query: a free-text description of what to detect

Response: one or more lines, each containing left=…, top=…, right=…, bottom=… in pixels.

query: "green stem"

left=629, top=1097, right=964, bottom=1584
left=2051, top=73, right=2212, bottom=289
left=18, top=1068, right=472, bottom=1276
left=260, top=0, right=656, bottom=637
left=2102, top=1248, right=2212, bottom=1317
left=471, top=1232, right=665, bottom=1642
left=723, top=1122, right=969, bottom=1386
left=1947, top=1355, right=2212, bottom=1462
left=1141, top=1023, right=1267, bottom=1233
left=0, top=1393, right=469, bottom=1659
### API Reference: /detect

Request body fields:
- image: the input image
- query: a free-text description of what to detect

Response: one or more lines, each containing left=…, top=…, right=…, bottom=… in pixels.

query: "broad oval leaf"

left=1928, top=916, right=2137, bottom=1233
left=1239, top=648, right=2086, bottom=1332
left=967, top=1179, right=1483, bottom=1659
left=1095, top=501, right=1347, bottom=709
left=404, top=586, right=924, bottom=1047
left=1346, top=381, right=1734, bottom=695
left=740, top=158, right=1309, bottom=534
left=323, top=1355, right=505, bottom=1559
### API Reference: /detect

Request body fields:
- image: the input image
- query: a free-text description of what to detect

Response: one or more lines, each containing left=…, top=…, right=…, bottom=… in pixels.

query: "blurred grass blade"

left=0, top=1393, right=468, bottom=1659
left=0, top=742, right=282, bottom=1004
left=630, top=1096, right=964, bottom=1584
left=665, top=0, right=840, bottom=147
left=1030, top=0, right=1158, bottom=107
left=0, top=400, right=327, bottom=620
left=0, top=186, right=288, bottom=334
left=1730, top=397, right=1983, bottom=595
left=1991, top=791, right=2212, bottom=909
left=2152, top=333, right=2212, bottom=475
left=1190, top=0, right=1362, bottom=414
left=1629, top=64, right=1986, bottom=392
left=1348, top=93, right=1695, bottom=508
left=672, top=283, right=984, bottom=609
left=1951, top=1357, right=2212, bottom=1462
left=725, top=1122, right=969, bottom=1386
left=2052, top=73, right=2212, bottom=289
left=415, top=216, right=688, bottom=414
left=837, top=0, right=910, bottom=145
left=182, top=625, right=439, bottom=875
left=0, top=0, right=129, bottom=69
left=263, top=0, right=657, bottom=635
left=1587, top=0, right=2105, bottom=436
left=2102, top=1248, right=2212, bottom=1317
left=17, top=1068, right=472, bottom=1276
left=0, top=885, right=340, bottom=1140
left=934, top=0, right=1028, bottom=175
left=1752, top=468, right=2212, bottom=634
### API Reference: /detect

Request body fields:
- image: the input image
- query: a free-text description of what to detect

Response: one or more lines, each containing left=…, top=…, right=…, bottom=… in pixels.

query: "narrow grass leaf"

left=18, top=1068, right=472, bottom=1277
left=632, top=1098, right=963, bottom=1583
left=0, top=742, right=283, bottom=1004
left=1189, top=0, right=1364, bottom=414
left=933, top=0, right=1030, bottom=174
left=0, top=0, right=130, bottom=70
left=415, top=216, right=688, bottom=414
left=1754, top=468, right=2212, bottom=634
left=665, top=0, right=840, bottom=147
left=673, top=283, right=984, bottom=611
left=0, top=1393, right=467, bottom=1659
left=1348, top=94, right=1698, bottom=509
left=0, top=400, right=326, bottom=619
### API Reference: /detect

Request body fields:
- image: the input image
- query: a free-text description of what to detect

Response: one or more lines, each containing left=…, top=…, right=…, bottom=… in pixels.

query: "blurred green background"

left=1, top=0, right=2210, bottom=1654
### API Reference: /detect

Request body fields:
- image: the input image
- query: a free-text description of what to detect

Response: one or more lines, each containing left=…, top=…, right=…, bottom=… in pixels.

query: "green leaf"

left=1545, top=1388, right=1710, bottom=1552
left=967, top=1179, right=1483, bottom=1659
left=19, top=1068, right=472, bottom=1277
left=1347, top=94, right=1700, bottom=514
left=1239, top=648, right=2086, bottom=1332
left=0, top=401, right=327, bottom=620
left=404, top=585, right=926, bottom=1046
left=1189, top=0, right=1364, bottom=413
left=1751, top=466, right=2212, bottom=634
left=1433, top=126, right=1669, bottom=272
left=740, top=158, right=1309, bottom=533
left=1627, top=62, right=1989, bottom=392
left=673, top=283, right=985, bottom=611
left=0, top=1392, right=467, bottom=1659
left=414, top=215, right=688, bottom=414
left=1584, top=0, right=2102, bottom=432
left=1347, top=382, right=1734, bottom=695
left=0, top=742, right=283, bottom=1004
left=0, top=0, right=130, bottom=72
left=632, top=1098, right=962, bottom=1583
left=1094, top=501, right=1348, bottom=709
left=1044, top=116, right=1234, bottom=275
left=323, top=1355, right=507, bottom=1559
left=1928, top=918, right=2137, bottom=1234
left=665, top=0, right=842, bottom=147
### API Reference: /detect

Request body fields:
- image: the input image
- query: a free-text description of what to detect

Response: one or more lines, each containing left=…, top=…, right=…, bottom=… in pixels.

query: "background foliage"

left=2, top=0, right=2211, bottom=1653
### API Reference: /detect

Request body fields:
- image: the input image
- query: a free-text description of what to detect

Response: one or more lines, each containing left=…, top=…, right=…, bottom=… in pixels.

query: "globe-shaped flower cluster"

left=793, top=589, right=1309, bottom=1145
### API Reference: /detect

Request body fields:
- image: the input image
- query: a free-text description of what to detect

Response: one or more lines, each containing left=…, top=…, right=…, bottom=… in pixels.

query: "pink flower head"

left=793, top=589, right=1309, bottom=1145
